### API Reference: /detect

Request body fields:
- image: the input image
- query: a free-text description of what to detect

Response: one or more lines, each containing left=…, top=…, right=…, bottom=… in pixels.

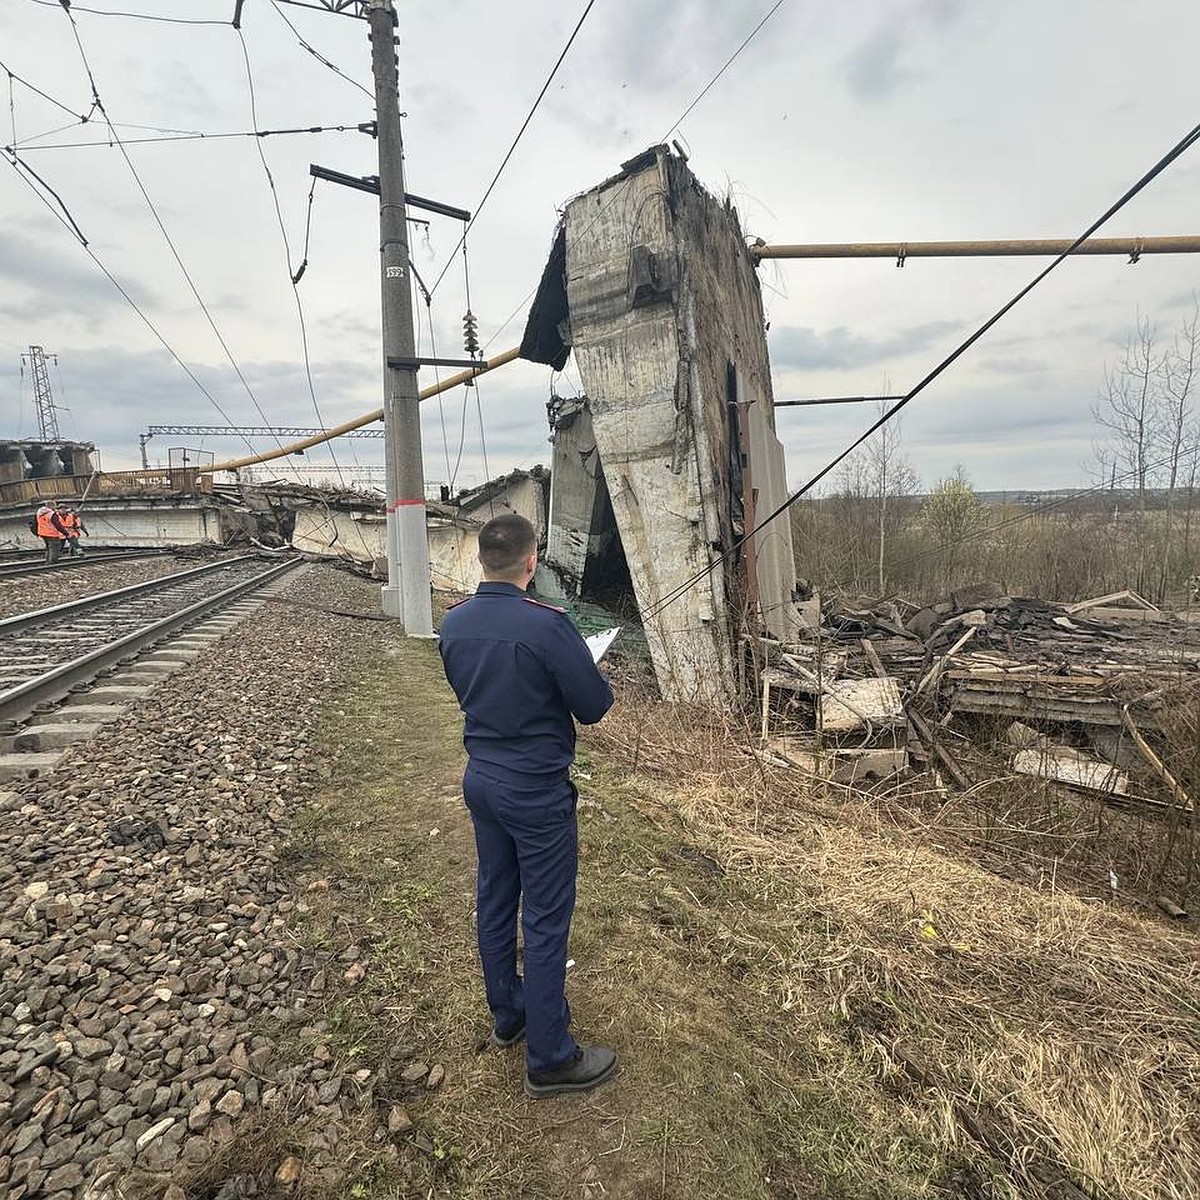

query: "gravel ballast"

left=0, top=555, right=210, bottom=621
left=0, top=565, right=382, bottom=1197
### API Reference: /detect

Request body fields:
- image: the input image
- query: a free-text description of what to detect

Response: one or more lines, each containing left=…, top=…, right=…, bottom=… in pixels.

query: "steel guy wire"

left=269, top=0, right=374, bottom=101
left=641, top=117, right=1200, bottom=624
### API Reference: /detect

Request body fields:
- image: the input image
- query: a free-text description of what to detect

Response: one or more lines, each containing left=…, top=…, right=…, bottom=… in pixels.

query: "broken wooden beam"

left=1120, top=704, right=1193, bottom=812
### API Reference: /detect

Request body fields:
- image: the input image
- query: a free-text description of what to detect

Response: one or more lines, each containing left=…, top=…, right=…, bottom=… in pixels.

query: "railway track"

left=0, top=554, right=300, bottom=733
left=0, top=547, right=170, bottom=579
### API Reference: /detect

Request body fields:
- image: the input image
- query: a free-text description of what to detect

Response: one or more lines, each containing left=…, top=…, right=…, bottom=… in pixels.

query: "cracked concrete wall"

left=554, top=146, right=798, bottom=702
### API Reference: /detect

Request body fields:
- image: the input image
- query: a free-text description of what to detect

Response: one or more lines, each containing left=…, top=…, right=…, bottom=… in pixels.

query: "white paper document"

left=584, top=626, right=621, bottom=664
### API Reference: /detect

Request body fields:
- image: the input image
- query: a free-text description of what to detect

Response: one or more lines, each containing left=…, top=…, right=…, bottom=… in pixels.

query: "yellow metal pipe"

left=751, top=235, right=1200, bottom=259
left=199, top=346, right=521, bottom=474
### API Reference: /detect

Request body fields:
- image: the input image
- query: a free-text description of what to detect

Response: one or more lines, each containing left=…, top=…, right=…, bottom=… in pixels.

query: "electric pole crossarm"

left=255, top=1, right=369, bottom=17
left=310, top=165, right=470, bottom=221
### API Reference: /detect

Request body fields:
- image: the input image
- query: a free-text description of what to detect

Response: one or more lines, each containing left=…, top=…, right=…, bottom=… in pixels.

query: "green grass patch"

left=234, top=630, right=964, bottom=1199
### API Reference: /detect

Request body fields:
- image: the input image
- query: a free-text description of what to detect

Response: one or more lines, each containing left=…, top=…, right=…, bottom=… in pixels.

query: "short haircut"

left=478, top=513, right=537, bottom=576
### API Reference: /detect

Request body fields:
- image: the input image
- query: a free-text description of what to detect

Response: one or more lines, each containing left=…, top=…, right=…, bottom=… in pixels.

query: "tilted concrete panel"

left=555, top=147, right=798, bottom=703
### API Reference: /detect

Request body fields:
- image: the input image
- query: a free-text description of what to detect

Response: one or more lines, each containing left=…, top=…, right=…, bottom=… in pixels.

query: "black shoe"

left=525, top=1045, right=618, bottom=1099
left=491, top=1018, right=526, bottom=1048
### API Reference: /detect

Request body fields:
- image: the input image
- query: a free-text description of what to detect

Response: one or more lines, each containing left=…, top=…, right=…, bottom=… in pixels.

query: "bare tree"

left=1092, top=314, right=1162, bottom=513
left=864, top=397, right=918, bottom=593
left=1163, top=297, right=1200, bottom=577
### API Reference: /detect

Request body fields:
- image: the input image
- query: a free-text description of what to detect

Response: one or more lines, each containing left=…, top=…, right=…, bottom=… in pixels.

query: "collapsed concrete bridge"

left=525, top=145, right=803, bottom=703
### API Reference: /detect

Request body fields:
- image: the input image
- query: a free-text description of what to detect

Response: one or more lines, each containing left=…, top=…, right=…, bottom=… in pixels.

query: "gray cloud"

left=598, top=0, right=782, bottom=96
left=769, top=319, right=963, bottom=371
left=0, top=228, right=160, bottom=327
left=977, top=355, right=1052, bottom=379
left=842, top=0, right=964, bottom=103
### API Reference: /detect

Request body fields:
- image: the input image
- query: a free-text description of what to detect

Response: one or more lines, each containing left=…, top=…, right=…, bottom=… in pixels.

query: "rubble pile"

left=760, top=582, right=1200, bottom=805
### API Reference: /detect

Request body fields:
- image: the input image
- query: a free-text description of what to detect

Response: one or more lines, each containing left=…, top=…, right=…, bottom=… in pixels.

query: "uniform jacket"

left=438, top=581, right=614, bottom=790
left=35, top=506, right=68, bottom=539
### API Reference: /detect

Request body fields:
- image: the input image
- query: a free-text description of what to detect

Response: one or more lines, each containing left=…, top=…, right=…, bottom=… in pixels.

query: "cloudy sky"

left=2, top=0, right=1198, bottom=494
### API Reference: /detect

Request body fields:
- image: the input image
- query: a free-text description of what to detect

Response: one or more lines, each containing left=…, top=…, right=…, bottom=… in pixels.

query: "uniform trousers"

left=463, top=765, right=579, bottom=1074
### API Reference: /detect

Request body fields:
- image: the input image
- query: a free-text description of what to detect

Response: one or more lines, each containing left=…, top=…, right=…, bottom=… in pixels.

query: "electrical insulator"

left=462, top=310, right=480, bottom=357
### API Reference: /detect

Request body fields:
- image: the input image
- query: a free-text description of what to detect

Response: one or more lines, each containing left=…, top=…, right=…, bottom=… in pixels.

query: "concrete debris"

left=527, top=144, right=803, bottom=702
left=762, top=581, right=1200, bottom=809
left=1012, top=746, right=1129, bottom=794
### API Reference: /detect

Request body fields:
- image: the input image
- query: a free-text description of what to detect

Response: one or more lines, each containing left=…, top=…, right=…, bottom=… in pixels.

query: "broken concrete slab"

left=0, top=751, right=63, bottom=781
left=774, top=742, right=908, bottom=786
left=528, top=145, right=801, bottom=703
left=1013, top=747, right=1128, bottom=794
left=819, top=677, right=904, bottom=733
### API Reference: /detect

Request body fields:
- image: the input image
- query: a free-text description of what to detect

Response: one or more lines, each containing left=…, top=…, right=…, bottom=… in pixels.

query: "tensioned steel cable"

left=426, top=0, right=597, bottom=298
left=640, top=118, right=1200, bottom=623
left=26, top=0, right=228, bottom=25
left=5, top=154, right=260, bottom=456
left=478, top=0, right=790, bottom=354
left=235, top=23, right=349, bottom=490
left=56, top=1, right=307, bottom=479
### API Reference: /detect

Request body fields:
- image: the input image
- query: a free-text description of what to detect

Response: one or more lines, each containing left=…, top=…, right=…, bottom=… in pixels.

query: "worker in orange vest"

left=61, top=508, right=87, bottom=556
left=35, top=501, right=69, bottom=564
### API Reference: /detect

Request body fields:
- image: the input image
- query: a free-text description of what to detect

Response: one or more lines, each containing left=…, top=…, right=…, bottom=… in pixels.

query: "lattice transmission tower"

left=20, top=346, right=61, bottom=442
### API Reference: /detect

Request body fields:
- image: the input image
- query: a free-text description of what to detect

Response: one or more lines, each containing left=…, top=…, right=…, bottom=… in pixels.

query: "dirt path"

left=208, top=605, right=1198, bottom=1200
left=263, top=632, right=960, bottom=1200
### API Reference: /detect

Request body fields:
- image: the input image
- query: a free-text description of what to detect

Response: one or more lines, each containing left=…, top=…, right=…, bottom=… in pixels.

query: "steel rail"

left=0, top=558, right=300, bottom=725
left=0, top=555, right=263, bottom=636
left=0, top=549, right=170, bottom=580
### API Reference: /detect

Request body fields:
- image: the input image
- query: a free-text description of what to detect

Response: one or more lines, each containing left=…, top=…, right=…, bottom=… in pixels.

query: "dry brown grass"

left=591, top=688, right=1200, bottom=1200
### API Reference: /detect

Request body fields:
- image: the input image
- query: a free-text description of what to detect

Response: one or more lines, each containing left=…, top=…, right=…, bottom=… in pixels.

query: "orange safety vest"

left=36, top=507, right=64, bottom=539
left=62, top=513, right=79, bottom=534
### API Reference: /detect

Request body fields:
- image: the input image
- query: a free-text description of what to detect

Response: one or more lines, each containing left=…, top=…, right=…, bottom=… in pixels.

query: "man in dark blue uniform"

left=438, top=513, right=617, bottom=1098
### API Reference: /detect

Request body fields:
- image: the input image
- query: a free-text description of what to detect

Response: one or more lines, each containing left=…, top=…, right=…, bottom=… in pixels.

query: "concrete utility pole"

left=368, top=0, right=432, bottom=633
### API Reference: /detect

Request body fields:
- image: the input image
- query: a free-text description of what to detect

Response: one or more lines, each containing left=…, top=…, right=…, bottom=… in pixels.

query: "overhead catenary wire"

left=235, top=23, right=347, bottom=489
left=426, top=0, right=597, bottom=299
left=661, top=0, right=787, bottom=141
left=0, top=57, right=86, bottom=121
left=5, top=154, right=261, bottom=459
left=640, top=117, right=1200, bottom=624
left=26, top=0, right=229, bottom=26
left=54, top=2, right=306, bottom=480
left=269, top=0, right=374, bottom=101
left=479, top=0, right=790, bottom=357
left=15, top=122, right=371, bottom=150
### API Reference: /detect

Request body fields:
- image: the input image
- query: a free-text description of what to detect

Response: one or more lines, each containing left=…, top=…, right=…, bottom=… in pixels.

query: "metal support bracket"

left=309, top=164, right=470, bottom=220
left=387, top=356, right=484, bottom=371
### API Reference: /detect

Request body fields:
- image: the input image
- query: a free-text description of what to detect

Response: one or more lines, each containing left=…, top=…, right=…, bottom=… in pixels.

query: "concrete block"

left=142, top=649, right=201, bottom=662
left=0, top=752, right=63, bottom=781
left=37, top=705, right=124, bottom=724
left=9, top=723, right=99, bottom=751
left=68, top=685, right=153, bottom=703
